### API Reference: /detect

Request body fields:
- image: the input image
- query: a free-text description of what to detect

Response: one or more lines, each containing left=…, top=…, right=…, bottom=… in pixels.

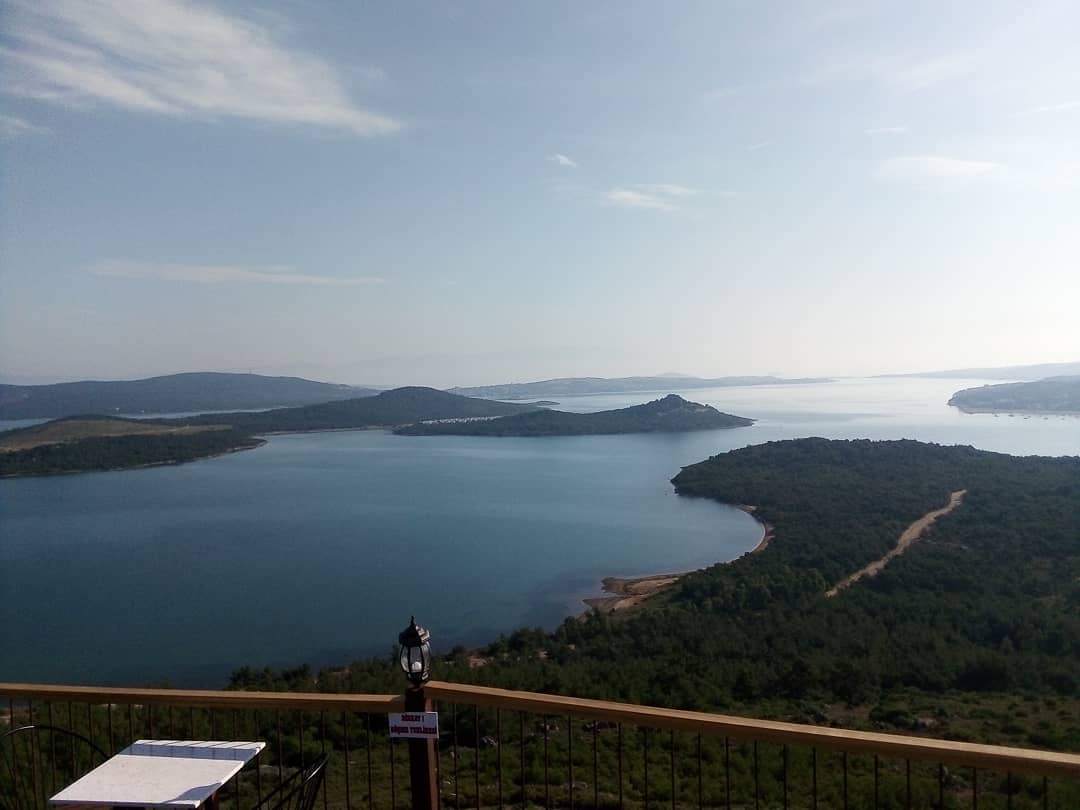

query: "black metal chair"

left=1, top=724, right=108, bottom=810
left=252, top=754, right=329, bottom=810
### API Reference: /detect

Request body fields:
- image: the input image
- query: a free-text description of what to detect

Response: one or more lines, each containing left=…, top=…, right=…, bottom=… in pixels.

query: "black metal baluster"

left=1042, top=776, right=1048, bottom=810
left=190, top=707, right=196, bottom=739
left=497, top=709, right=504, bottom=810
left=842, top=752, right=848, bottom=810
left=299, top=711, right=305, bottom=769
left=783, top=744, right=789, bottom=810
left=593, top=722, right=599, bottom=810
left=972, top=767, right=977, bottom=810
left=148, top=704, right=154, bottom=739
left=568, top=715, right=574, bottom=810
left=254, top=710, right=263, bottom=807
left=47, top=702, right=56, bottom=794
left=874, top=754, right=879, bottom=809
left=670, top=730, right=676, bottom=810
left=169, top=706, right=175, bottom=738
left=107, top=703, right=114, bottom=755
left=643, top=728, right=649, bottom=810
left=724, top=737, right=731, bottom=810
left=276, top=711, right=283, bottom=783
left=452, top=704, right=459, bottom=810
left=696, top=734, right=703, bottom=810
left=520, top=712, right=527, bottom=810
left=753, top=741, right=759, bottom=810
left=127, top=704, right=134, bottom=748
left=343, top=712, right=351, bottom=810
left=906, top=760, right=911, bottom=810
left=474, top=706, right=480, bottom=810
left=938, top=763, right=944, bottom=810
left=390, top=738, right=397, bottom=810
left=321, top=711, right=328, bottom=810
left=617, top=724, right=624, bottom=810
left=1006, top=772, right=1012, bottom=810
left=544, top=715, right=550, bottom=810
left=812, top=748, right=817, bottom=810
left=366, top=714, right=374, bottom=810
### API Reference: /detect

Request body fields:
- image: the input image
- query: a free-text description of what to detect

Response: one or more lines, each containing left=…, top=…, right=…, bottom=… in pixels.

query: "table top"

left=50, top=739, right=265, bottom=808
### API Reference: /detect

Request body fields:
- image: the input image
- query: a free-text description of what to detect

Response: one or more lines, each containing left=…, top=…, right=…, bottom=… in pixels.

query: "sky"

left=1, top=0, right=1078, bottom=387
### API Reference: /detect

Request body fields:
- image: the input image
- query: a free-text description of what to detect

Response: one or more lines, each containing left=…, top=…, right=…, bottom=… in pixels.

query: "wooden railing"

left=3, top=680, right=1079, bottom=809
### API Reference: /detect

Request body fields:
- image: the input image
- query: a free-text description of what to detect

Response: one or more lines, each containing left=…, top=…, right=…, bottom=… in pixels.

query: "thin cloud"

left=864, top=126, right=909, bottom=135
left=91, top=260, right=384, bottom=286
left=875, top=156, right=1002, bottom=184
left=0, top=112, right=51, bottom=137
left=635, top=183, right=697, bottom=197
left=548, top=153, right=578, bottom=168
left=0, top=0, right=400, bottom=137
left=747, top=139, right=773, bottom=151
left=1019, top=100, right=1080, bottom=115
left=604, top=188, right=676, bottom=212
left=799, top=52, right=973, bottom=93
left=602, top=184, right=702, bottom=212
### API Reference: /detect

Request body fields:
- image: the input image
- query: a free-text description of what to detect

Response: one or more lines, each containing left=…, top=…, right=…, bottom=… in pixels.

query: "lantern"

left=398, top=616, right=432, bottom=686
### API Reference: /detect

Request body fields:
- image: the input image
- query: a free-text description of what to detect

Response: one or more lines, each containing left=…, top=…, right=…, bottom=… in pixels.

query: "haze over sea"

left=2, top=377, right=1078, bottom=688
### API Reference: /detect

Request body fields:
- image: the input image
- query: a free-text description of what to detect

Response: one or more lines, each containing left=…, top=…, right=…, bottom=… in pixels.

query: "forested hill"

left=949, top=375, right=1080, bottom=414
left=0, top=372, right=373, bottom=419
left=395, top=394, right=753, bottom=436
left=176, top=387, right=534, bottom=433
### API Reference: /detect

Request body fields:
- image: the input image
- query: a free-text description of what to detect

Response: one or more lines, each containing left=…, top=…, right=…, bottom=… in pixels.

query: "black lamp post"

left=398, top=616, right=432, bottom=688
left=398, top=616, right=437, bottom=810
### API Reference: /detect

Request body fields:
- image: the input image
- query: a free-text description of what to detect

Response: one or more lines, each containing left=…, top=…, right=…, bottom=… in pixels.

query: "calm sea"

left=1, top=377, right=1077, bottom=687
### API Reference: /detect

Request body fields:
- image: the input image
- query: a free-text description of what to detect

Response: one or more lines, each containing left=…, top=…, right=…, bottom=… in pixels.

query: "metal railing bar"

left=421, top=681, right=1080, bottom=780
left=0, top=683, right=403, bottom=712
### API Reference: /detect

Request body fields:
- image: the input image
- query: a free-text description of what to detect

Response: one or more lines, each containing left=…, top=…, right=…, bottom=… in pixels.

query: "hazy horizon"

left=3, top=1, right=1078, bottom=386
left=2, top=357, right=1079, bottom=390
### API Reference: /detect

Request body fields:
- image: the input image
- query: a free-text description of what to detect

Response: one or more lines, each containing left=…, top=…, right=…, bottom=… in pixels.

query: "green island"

left=217, top=438, right=1079, bottom=806
left=949, top=375, right=1080, bottom=415
left=0, top=416, right=262, bottom=477
left=394, top=394, right=753, bottom=436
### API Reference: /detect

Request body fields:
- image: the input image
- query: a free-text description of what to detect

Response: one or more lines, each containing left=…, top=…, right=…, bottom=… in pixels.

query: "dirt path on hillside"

left=825, top=489, right=966, bottom=598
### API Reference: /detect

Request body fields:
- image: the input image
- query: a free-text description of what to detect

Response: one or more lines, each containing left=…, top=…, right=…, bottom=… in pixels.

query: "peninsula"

left=948, top=375, right=1080, bottom=414
left=0, top=416, right=261, bottom=477
left=394, top=394, right=753, bottom=436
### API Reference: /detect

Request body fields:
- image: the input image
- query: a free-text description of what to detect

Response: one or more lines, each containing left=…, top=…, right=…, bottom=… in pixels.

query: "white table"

left=50, top=739, right=266, bottom=808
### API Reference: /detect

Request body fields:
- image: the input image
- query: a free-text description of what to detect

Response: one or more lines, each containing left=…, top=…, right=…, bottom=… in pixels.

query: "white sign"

left=388, top=711, right=440, bottom=740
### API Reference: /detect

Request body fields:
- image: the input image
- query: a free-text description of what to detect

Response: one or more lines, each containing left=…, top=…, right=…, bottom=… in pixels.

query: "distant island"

left=948, top=375, right=1080, bottom=415
left=395, top=394, right=753, bottom=436
left=0, top=416, right=262, bottom=477
left=883, top=360, right=1080, bottom=381
left=0, top=388, right=535, bottom=477
left=172, top=386, right=533, bottom=433
left=0, top=372, right=377, bottom=420
left=448, top=374, right=830, bottom=400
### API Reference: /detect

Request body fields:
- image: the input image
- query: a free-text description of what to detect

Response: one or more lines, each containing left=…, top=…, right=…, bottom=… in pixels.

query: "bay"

left=1, top=376, right=1077, bottom=688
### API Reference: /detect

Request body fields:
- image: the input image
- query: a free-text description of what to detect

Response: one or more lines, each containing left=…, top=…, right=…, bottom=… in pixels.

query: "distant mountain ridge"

left=885, top=361, right=1080, bottom=381
left=395, top=394, right=753, bottom=436
left=949, top=376, right=1080, bottom=415
left=0, top=372, right=376, bottom=420
left=449, top=375, right=829, bottom=400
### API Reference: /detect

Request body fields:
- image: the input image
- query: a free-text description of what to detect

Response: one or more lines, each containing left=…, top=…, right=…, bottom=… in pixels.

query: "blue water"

left=1, top=377, right=1077, bottom=688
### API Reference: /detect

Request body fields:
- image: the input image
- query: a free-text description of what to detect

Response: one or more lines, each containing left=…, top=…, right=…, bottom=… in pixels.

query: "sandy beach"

left=582, top=516, right=774, bottom=615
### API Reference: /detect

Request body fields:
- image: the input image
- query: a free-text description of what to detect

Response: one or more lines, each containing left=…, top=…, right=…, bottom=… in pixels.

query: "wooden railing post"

left=405, top=686, right=439, bottom=810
